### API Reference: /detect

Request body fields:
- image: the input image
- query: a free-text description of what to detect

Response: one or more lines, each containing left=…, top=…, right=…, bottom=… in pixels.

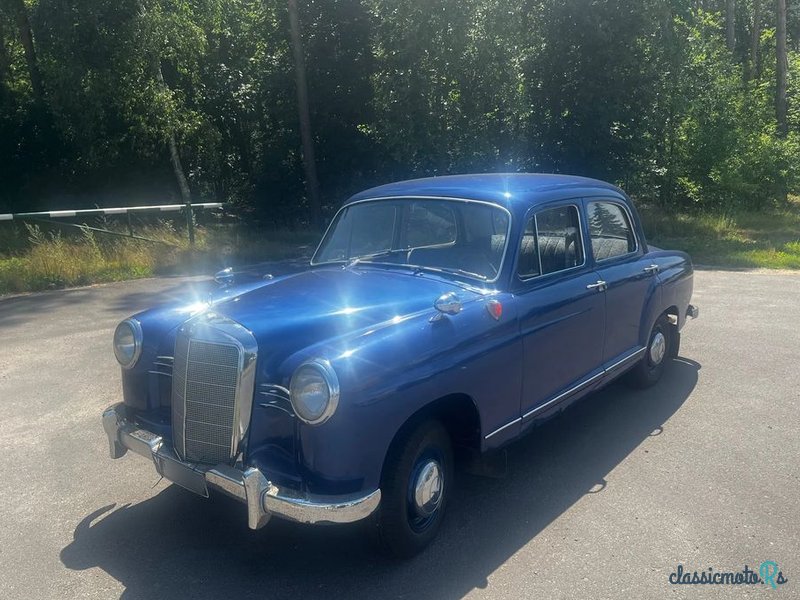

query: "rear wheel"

left=626, top=315, right=673, bottom=388
left=376, top=419, right=453, bottom=558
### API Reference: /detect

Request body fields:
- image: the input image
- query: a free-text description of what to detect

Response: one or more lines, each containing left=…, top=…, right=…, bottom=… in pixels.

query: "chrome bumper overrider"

left=102, top=403, right=380, bottom=530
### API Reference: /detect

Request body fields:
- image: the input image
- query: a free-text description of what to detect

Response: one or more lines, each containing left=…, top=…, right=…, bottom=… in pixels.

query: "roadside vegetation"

left=641, top=200, right=800, bottom=269
left=2, top=1, right=800, bottom=292
left=2, top=197, right=799, bottom=296
left=0, top=220, right=318, bottom=295
left=1, top=2, right=798, bottom=228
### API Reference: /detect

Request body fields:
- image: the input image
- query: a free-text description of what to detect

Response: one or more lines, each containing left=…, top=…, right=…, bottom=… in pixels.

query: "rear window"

left=587, top=201, right=636, bottom=260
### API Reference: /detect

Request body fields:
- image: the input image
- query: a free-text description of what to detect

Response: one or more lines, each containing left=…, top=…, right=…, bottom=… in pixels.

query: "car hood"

left=205, top=266, right=482, bottom=367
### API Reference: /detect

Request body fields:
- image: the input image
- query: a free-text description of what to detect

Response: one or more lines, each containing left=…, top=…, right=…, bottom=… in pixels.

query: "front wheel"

left=626, top=314, right=673, bottom=389
left=376, top=419, right=453, bottom=558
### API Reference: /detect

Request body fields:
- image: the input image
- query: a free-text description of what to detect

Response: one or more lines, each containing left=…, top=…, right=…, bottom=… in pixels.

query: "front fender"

left=284, top=294, right=522, bottom=494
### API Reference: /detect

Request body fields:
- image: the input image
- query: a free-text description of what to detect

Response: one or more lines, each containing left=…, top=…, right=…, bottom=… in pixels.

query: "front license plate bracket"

left=154, top=453, right=210, bottom=498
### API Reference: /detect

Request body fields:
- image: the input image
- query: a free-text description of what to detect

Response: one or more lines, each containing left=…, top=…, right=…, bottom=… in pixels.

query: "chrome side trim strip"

left=605, top=347, right=646, bottom=372
left=258, top=403, right=295, bottom=417
left=521, top=370, right=605, bottom=421
left=495, top=346, right=649, bottom=433
left=484, top=417, right=522, bottom=440
left=147, top=370, right=172, bottom=377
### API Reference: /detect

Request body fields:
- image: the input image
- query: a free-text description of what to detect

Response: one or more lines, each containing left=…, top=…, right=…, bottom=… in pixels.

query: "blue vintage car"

left=103, top=173, right=697, bottom=556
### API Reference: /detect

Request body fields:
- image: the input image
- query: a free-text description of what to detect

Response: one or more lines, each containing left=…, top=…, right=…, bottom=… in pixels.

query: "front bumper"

left=102, top=403, right=380, bottom=530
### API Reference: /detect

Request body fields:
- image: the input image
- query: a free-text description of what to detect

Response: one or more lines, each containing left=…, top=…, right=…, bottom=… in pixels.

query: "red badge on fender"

left=486, top=299, right=502, bottom=320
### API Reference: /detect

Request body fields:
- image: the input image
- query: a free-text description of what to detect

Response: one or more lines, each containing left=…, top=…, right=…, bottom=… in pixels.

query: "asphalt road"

left=0, top=270, right=798, bottom=599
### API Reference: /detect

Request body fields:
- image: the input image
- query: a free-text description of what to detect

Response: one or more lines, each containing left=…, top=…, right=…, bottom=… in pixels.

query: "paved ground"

left=0, top=270, right=798, bottom=599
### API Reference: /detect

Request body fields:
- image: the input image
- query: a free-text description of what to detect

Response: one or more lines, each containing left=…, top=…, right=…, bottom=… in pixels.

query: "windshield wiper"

left=342, top=251, right=489, bottom=282
left=344, top=249, right=407, bottom=269
left=412, top=265, right=489, bottom=281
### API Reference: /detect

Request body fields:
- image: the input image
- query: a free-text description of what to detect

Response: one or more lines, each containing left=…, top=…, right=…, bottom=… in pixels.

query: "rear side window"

left=518, top=205, right=583, bottom=278
left=587, top=201, right=636, bottom=261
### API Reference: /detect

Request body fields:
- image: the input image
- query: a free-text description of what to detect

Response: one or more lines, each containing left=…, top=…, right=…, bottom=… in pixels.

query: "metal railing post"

left=185, top=202, right=195, bottom=246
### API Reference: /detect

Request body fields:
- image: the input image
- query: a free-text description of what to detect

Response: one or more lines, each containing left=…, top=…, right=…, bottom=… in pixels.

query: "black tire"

left=626, top=314, right=673, bottom=389
left=376, top=419, right=453, bottom=558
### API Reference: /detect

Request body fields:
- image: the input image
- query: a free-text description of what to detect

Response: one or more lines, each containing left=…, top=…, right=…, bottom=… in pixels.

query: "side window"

left=403, top=202, right=457, bottom=248
left=587, top=201, right=636, bottom=261
left=517, top=205, right=584, bottom=278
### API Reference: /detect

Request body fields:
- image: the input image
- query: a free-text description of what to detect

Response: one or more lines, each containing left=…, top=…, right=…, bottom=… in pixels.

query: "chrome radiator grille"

left=171, top=315, right=257, bottom=465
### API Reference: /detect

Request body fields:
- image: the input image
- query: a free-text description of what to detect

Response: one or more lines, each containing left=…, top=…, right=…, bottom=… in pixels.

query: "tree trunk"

left=748, top=0, right=761, bottom=80
left=726, top=0, right=736, bottom=51
left=0, top=17, right=10, bottom=82
left=287, top=0, right=322, bottom=229
left=155, top=60, right=195, bottom=243
left=776, top=0, right=788, bottom=137
left=136, top=0, right=193, bottom=231
left=9, top=0, right=44, bottom=103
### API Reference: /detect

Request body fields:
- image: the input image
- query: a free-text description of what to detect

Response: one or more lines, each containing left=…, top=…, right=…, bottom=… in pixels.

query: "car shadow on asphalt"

left=60, top=358, right=699, bottom=600
left=0, top=280, right=208, bottom=330
left=0, top=259, right=308, bottom=329
left=0, top=287, right=97, bottom=329
left=105, top=259, right=309, bottom=314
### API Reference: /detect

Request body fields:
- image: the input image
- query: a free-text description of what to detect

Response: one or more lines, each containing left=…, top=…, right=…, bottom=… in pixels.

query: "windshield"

left=312, top=198, right=511, bottom=282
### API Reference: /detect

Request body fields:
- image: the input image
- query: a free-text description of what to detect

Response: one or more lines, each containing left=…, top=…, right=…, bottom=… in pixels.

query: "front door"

left=514, top=202, right=606, bottom=420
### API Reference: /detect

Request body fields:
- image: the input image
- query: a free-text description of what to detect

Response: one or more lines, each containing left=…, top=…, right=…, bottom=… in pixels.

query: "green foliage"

left=640, top=201, right=800, bottom=268
left=0, top=0, right=798, bottom=221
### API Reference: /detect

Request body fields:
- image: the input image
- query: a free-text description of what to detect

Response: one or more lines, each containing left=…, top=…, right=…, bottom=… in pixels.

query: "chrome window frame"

left=586, top=199, right=640, bottom=264
left=311, top=195, right=513, bottom=284
left=515, top=202, right=587, bottom=283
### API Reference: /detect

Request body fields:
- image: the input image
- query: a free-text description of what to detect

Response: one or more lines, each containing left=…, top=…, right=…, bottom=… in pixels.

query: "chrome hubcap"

left=412, top=459, right=443, bottom=517
left=649, top=331, right=666, bottom=365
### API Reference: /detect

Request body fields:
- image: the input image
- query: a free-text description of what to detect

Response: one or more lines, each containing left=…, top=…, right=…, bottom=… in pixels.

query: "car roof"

left=345, top=173, right=627, bottom=214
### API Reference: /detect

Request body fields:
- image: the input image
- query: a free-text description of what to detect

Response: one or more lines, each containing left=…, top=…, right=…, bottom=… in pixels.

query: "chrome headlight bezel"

left=289, top=359, right=340, bottom=425
left=113, top=318, right=143, bottom=369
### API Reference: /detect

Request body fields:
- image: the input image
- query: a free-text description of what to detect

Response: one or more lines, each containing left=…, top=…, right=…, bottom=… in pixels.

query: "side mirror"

left=215, top=267, right=235, bottom=286
left=431, top=292, right=462, bottom=321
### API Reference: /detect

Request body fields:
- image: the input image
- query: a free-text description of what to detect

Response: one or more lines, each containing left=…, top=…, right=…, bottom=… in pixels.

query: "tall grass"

left=639, top=202, right=800, bottom=268
left=0, top=222, right=183, bottom=294
left=0, top=220, right=319, bottom=295
left=3, top=202, right=799, bottom=296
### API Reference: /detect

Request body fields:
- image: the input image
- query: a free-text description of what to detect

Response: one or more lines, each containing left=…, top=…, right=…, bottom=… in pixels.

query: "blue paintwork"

left=118, top=174, right=694, bottom=497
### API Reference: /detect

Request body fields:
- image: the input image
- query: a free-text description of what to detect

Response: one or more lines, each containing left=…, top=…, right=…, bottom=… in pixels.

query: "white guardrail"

left=0, top=202, right=223, bottom=221
left=0, top=202, right=224, bottom=245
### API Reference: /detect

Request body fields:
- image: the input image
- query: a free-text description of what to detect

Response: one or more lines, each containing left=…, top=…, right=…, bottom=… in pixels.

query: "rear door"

left=585, top=199, right=659, bottom=367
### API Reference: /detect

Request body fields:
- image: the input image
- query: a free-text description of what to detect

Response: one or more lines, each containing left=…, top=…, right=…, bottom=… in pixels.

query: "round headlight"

left=289, top=359, right=340, bottom=425
left=113, top=319, right=142, bottom=369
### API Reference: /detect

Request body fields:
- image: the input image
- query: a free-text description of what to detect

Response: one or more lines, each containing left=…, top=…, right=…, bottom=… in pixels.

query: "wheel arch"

left=379, top=393, right=482, bottom=483
left=663, top=304, right=681, bottom=357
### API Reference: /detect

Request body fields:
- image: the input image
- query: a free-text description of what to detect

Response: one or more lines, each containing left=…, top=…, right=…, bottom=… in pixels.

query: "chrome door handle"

left=643, top=264, right=660, bottom=275
left=586, top=280, right=607, bottom=291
